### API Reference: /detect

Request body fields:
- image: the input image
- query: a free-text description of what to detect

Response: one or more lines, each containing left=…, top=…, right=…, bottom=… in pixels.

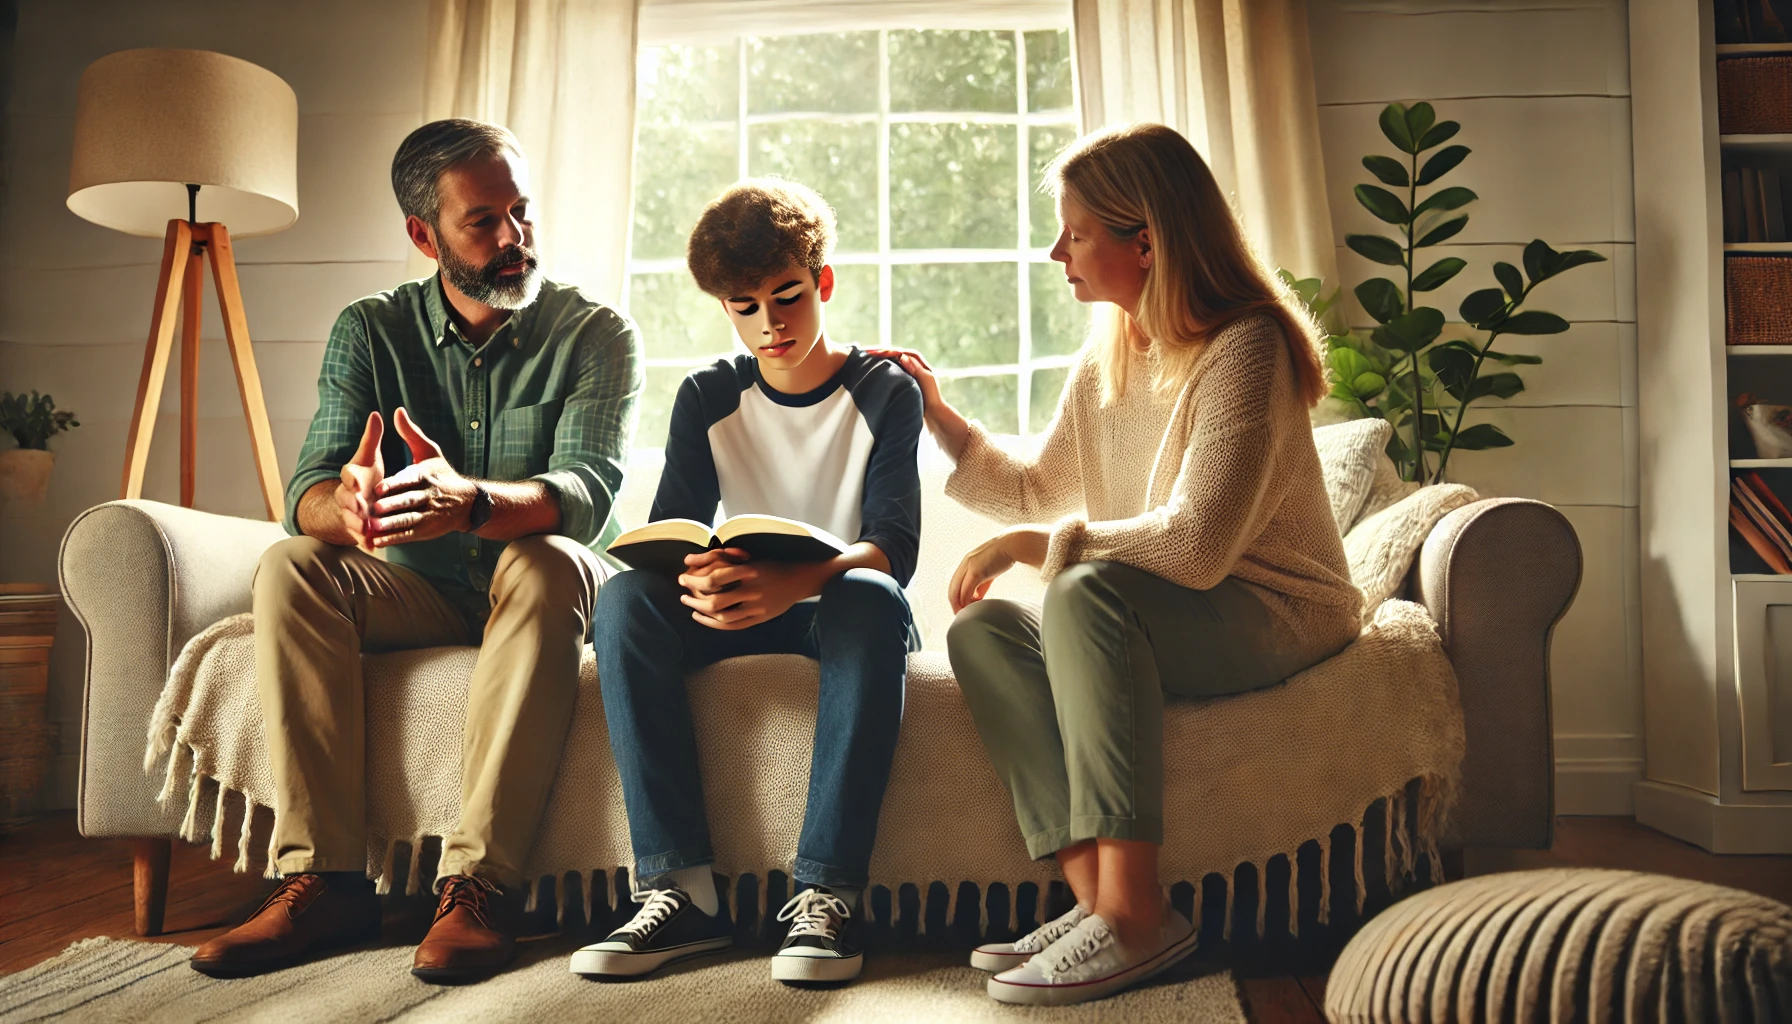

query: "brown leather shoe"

left=190, top=874, right=380, bottom=977
left=411, top=875, right=517, bottom=983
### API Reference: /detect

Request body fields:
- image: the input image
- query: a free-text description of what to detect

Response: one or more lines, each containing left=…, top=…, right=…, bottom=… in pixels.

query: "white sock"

left=655, top=865, right=719, bottom=916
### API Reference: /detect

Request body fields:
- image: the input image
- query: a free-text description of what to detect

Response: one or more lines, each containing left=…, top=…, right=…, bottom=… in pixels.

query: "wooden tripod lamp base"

left=120, top=218, right=282, bottom=519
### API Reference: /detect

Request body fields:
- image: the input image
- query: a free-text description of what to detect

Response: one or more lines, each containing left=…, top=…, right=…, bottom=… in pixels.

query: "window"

left=624, top=27, right=1088, bottom=452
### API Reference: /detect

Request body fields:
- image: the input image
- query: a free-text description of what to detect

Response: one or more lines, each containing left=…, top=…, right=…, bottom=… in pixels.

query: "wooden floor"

left=2, top=813, right=1789, bottom=1022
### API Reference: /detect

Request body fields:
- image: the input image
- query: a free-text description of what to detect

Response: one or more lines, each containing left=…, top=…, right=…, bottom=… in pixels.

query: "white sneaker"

left=968, top=903, right=1089, bottom=972
left=986, top=906, right=1197, bottom=1006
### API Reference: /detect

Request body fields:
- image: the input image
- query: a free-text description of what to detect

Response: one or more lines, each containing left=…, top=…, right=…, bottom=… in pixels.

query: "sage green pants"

left=947, top=560, right=1339, bottom=860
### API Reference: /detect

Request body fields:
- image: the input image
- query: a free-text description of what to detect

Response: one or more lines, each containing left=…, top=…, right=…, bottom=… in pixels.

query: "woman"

left=876, top=123, right=1362, bottom=1007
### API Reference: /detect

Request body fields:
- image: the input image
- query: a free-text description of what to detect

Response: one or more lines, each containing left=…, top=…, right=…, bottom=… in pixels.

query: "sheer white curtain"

left=1070, top=0, right=1336, bottom=284
left=416, top=0, right=641, bottom=306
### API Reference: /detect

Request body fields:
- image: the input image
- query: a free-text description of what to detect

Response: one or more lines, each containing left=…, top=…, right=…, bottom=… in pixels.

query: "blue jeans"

left=594, top=567, right=916, bottom=890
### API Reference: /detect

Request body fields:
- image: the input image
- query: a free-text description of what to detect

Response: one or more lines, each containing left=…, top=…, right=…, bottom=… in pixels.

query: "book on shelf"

left=605, top=514, right=848, bottom=575
left=1723, top=168, right=1792, bottom=244
left=1730, top=474, right=1792, bottom=572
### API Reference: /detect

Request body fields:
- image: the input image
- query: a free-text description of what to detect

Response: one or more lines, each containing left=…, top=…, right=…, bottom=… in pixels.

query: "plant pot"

left=0, top=584, right=58, bottom=827
left=0, top=448, right=53, bottom=504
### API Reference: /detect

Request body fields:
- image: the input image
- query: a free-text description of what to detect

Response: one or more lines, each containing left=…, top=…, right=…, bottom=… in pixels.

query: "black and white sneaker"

left=769, top=888, right=863, bottom=983
left=568, top=886, right=733, bottom=978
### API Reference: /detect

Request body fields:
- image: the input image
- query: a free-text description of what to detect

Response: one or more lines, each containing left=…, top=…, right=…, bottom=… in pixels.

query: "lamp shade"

left=67, top=48, right=298, bottom=238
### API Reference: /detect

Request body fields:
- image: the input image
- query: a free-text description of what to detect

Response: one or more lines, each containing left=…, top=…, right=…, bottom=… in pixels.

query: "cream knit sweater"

left=945, top=312, right=1363, bottom=653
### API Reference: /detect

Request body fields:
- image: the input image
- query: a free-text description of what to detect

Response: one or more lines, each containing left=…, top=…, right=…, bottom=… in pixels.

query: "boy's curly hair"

left=687, top=178, right=837, bottom=298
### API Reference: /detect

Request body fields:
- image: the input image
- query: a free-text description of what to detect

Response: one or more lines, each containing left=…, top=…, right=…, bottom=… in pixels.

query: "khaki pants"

left=253, top=534, right=605, bottom=887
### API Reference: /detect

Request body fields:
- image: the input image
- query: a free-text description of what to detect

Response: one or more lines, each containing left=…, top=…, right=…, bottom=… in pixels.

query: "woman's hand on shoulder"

left=867, top=346, right=971, bottom=459
left=949, top=525, right=1050, bottom=612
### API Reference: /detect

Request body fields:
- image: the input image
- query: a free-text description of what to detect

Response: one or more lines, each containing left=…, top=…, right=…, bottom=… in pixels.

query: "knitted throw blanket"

left=147, top=592, right=1463, bottom=939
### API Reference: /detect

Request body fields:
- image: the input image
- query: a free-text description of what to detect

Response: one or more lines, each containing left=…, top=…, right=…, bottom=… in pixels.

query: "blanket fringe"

left=142, top=754, right=1457, bottom=944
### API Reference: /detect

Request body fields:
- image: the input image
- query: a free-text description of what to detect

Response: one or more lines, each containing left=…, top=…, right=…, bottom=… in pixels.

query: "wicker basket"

left=1719, top=56, right=1792, bottom=134
left=1728, top=256, right=1792, bottom=345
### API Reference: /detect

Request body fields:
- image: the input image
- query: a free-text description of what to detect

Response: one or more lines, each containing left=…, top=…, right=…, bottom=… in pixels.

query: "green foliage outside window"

left=628, top=27, right=1085, bottom=448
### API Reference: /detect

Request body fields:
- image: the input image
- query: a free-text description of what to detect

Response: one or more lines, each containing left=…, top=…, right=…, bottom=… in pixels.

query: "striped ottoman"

left=1325, top=868, right=1792, bottom=1023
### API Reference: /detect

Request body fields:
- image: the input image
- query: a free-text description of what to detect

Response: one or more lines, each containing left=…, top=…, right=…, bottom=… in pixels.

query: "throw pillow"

left=1344, top=483, right=1478, bottom=616
left=1326, top=868, right=1792, bottom=1024
left=1354, top=451, right=1419, bottom=524
left=1314, top=418, right=1394, bottom=535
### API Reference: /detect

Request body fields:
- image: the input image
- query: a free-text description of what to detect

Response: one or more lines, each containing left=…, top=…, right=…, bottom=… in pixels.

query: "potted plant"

left=0, top=391, right=79, bottom=503
left=1287, top=101, right=1607, bottom=485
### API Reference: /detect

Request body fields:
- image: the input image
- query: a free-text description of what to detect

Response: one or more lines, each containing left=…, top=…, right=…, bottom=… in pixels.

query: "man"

left=190, top=119, right=641, bottom=983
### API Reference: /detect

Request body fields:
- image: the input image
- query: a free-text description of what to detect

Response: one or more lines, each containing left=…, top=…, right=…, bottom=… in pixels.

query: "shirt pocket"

left=491, top=398, right=564, bottom=481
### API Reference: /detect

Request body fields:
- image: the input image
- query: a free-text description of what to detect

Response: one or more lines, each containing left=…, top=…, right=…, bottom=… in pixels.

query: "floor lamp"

left=67, top=48, right=299, bottom=520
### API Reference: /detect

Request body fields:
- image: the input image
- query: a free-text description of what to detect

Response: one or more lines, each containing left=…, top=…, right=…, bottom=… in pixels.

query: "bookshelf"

left=1633, top=0, right=1792, bottom=853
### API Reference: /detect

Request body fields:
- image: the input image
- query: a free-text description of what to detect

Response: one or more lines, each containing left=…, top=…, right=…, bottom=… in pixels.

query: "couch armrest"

left=1410, top=497, right=1581, bottom=851
left=59, top=500, right=287, bottom=838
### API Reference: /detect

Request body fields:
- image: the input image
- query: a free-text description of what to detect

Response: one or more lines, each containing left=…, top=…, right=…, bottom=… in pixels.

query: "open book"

left=606, top=514, right=849, bottom=574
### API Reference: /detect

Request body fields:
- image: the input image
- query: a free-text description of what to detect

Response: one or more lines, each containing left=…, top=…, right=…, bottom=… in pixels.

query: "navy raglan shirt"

left=650, top=347, right=924, bottom=588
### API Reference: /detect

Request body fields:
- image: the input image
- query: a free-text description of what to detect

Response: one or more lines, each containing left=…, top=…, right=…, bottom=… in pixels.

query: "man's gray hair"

left=390, top=119, right=523, bottom=224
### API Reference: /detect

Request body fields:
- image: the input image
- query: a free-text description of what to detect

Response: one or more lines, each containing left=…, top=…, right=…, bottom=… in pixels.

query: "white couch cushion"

left=1313, top=419, right=1394, bottom=535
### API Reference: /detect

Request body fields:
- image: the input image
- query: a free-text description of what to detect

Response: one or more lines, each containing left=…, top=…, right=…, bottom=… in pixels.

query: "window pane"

left=1029, top=262, right=1089, bottom=357
left=629, top=271, right=735, bottom=361
left=748, top=32, right=878, bottom=114
left=632, top=123, right=738, bottom=261
left=941, top=374, right=1019, bottom=434
left=639, top=44, right=738, bottom=123
left=1029, top=123, right=1079, bottom=247
left=889, top=30, right=1017, bottom=113
left=890, top=123, right=1017, bottom=249
left=1029, top=365, right=1071, bottom=434
left=826, top=263, right=880, bottom=347
left=892, top=262, right=1018, bottom=367
left=748, top=121, right=877, bottom=252
left=1024, top=30, right=1074, bottom=113
left=637, top=363, right=710, bottom=450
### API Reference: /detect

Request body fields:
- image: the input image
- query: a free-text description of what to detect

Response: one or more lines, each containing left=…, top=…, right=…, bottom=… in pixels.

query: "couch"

left=60, top=449, right=1580, bottom=939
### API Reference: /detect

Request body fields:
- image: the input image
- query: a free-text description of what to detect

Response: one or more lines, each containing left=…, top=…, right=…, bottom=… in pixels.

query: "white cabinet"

left=1732, top=581, right=1792, bottom=790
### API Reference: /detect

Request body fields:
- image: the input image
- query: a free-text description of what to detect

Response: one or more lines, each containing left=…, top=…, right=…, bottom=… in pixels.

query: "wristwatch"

left=467, top=483, right=493, bottom=531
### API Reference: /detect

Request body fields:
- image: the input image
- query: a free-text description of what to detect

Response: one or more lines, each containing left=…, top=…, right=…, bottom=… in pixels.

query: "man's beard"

left=437, top=237, right=542, bottom=311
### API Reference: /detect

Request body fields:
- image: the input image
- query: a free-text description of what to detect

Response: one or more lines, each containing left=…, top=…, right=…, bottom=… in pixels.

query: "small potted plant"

left=0, top=391, right=79, bottom=503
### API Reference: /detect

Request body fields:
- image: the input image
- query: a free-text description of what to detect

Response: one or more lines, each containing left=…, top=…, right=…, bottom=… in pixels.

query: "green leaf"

left=1353, top=371, right=1388, bottom=399
left=1411, top=257, right=1468, bottom=292
left=1330, top=346, right=1373, bottom=382
left=1467, top=372, right=1525, bottom=401
left=1381, top=307, right=1446, bottom=352
left=1494, top=261, right=1524, bottom=300
left=1362, top=155, right=1409, bottom=187
left=1355, top=278, right=1406, bottom=325
left=1416, top=121, right=1461, bottom=151
left=1523, top=239, right=1555, bottom=284
left=1452, top=422, right=1515, bottom=450
left=1379, top=102, right=1416, bottom=154
left=1500, top=310, right=1571, bottom=335
left=1415, top=215, right=1468, bottom=247
left=1544, top=248, right=1608, bottom=279
left=1355, top=184, right=1411, bottom=225
left=1428, top=343, right=1476, bottom=400
left=1329, top=381, right=1359, bottom=404
left=1485, top=349, right=1544, bottom=365
left=1346, top=233, right=1407, bottom=267
left=1459, top=288, right=1507, bottom=329
left=1413, top=186, right=1477, bottom=218
left=1405, top=103, right=1437, bottom=146
left=1415, top=144, right=1469, bottom=186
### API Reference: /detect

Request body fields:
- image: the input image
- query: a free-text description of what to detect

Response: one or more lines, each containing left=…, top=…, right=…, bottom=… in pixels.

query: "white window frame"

left=625, top=13, right=1082, bottom=452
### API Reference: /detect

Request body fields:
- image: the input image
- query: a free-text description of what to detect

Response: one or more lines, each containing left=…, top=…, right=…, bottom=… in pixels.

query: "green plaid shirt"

left=285, top=274, right=642, bottom=616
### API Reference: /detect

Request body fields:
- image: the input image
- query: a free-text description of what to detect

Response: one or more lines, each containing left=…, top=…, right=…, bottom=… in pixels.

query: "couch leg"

left=134, top=838, right=171, bottom=936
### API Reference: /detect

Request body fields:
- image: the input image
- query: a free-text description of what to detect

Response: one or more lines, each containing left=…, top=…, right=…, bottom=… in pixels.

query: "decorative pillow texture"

left=1344, top=483, right=1479, bottom=616
left=1326, top=868, right=1792, bottom=1024
left=1314, top=418, right=1395, bottom=534
left=1355, top=450, right=1420, bottom=524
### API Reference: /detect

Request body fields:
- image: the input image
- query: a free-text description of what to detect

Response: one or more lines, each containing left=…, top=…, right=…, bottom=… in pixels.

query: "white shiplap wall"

left=1310, top=0, right=1640, bottom=813
left=0, top=0, right=428, bottom=807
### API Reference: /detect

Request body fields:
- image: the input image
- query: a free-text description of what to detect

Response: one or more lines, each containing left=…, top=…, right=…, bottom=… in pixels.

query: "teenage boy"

left=571, top=179, right=922, bottom=984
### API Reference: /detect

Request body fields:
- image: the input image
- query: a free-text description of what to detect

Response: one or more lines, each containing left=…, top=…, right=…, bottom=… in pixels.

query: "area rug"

left=0, top=937, right=1246, bottom=1023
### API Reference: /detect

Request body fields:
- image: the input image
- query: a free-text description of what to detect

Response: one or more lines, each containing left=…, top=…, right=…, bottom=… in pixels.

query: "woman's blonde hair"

left=1044, top=123, right=1327, bottom=407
